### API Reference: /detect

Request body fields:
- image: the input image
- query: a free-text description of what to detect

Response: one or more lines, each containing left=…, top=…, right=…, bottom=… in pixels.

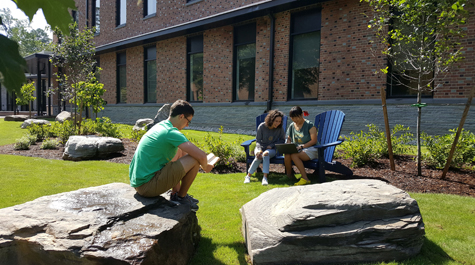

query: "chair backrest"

left=256, top=113, right=288, bottom=133
left=314, top=110, right=345, bottom=163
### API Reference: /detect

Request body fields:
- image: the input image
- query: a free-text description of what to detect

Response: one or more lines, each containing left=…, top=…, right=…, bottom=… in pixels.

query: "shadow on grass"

left=190, top=237, right=248, bottom=265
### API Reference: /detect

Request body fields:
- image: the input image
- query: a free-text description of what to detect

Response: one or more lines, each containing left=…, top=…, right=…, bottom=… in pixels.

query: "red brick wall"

left=126, top=46, right=144, bottom=104
left=156, top=37, right=187, bottom=103
left=100, top=52, right=117, bottom=104
left=203, top=26, right=234, bottom=103
left=433, top=7, right=475, bottom=98
left=319, top=0, right=386, bottom=100
left=255, top=17, right=271, bottom=102
left=272, top=11, right=291, bottom=102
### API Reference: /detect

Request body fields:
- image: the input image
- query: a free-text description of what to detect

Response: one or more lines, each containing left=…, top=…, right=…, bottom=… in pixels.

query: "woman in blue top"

left=285, top=106, right=318, bottom=186
left=244, top=110, right=285, bottom=185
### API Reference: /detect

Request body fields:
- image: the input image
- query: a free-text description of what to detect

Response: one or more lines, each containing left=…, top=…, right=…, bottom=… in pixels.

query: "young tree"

left=364, top=0, right=470, bottom=175
left=51, top=22, right=103, bottom=130
left=15, top=81, right=36, bottom=118
left=0, top=8, right=52, bottom=56
left=0, top=0, right=76, bottom=94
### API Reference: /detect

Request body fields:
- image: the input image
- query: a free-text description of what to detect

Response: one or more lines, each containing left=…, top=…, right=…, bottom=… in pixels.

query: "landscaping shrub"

left=131, top=129, right=147, bottom=143
left=27, top=124, right=49, bottom=142
left=14, top=137, right=30, bottom=150
left=80, top=119, right=97, bottom=135
left=25, top=133, right=37, bottom=145
left=46, top=122, right=60, bottom=138
left=41, top=138, right=59, bottom=150
left=202, top=126, right=245, bottom=168
left=57, top=120, right=77, bottom=144
left=422, top=128, right=475, bottom=169
left=341, top=124, right=414, bottom=167
left=95, top=117, right=121, bottom=138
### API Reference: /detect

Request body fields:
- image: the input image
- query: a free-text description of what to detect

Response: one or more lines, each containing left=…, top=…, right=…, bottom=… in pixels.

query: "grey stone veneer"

left=97, top=99, right=474, bottom=136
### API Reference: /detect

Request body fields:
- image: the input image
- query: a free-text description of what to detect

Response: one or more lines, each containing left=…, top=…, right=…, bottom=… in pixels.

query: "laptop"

left=275, top=143, right=299, bottom=154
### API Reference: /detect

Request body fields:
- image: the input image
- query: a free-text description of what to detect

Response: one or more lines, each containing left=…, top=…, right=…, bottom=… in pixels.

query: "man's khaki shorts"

left=134, top=160, right=185, bottom=197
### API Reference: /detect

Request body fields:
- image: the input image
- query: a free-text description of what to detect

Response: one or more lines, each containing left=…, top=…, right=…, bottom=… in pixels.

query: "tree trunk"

left=29, top=101, right=32, bottom=119
left=416, top=91, right=422, bottom=176
left=441, top=86, right=475, bottom=179
left=380, top=86, right=395, bottom=170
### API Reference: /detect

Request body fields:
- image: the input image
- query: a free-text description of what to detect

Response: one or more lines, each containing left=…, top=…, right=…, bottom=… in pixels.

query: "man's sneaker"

left=171, top=194, right=199, bottom=211
left=244, top=175, right=251, bottom=184
left=171, top=193, right=199, bottom=204
left=262, top=177, right=268, bottom=186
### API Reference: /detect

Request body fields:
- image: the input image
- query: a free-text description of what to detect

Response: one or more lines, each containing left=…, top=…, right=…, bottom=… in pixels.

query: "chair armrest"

left=313, top=140, right=343, bottom=149
left=241, top=139, right=256, bottom=147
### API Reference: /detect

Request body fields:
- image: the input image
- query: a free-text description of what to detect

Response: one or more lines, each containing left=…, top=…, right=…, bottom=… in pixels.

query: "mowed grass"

left=1, top=118, right=474, bottom=264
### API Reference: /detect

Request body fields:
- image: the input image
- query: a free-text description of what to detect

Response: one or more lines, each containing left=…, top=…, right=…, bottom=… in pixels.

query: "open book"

left=207, top=153, right=220, bottom=166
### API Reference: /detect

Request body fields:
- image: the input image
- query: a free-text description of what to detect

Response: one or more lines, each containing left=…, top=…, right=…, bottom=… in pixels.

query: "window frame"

left=187, top=35, right=204, bottom=102
left=233, top=23, right=257, bottom=102
left=116, top=0, right=126, bottom=27
left=288, top=9, right=322, bottom=101
left=92, top=0, right=100, bottom=34
left=144, top=46, right=157, bottom=103
left=144, top=0, right=157, bottom=18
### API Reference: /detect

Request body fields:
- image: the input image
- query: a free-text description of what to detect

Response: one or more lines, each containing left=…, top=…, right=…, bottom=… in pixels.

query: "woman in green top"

left=285, top=106, right=318, bottom=186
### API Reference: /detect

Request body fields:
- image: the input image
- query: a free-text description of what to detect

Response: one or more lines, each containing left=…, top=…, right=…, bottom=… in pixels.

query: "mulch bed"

left=1, top=138, right=474, bottom=197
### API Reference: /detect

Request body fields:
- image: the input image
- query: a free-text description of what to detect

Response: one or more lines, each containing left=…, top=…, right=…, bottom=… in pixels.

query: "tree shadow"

left=190, top=237, right=248, bottom=265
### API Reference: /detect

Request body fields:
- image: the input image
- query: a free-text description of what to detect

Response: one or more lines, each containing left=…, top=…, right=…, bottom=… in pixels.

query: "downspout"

left=266, top=12, right=275, bottom=112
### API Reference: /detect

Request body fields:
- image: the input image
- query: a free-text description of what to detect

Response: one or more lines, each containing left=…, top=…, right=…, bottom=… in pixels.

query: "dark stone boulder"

left=0, top=183, right=200, bottom=264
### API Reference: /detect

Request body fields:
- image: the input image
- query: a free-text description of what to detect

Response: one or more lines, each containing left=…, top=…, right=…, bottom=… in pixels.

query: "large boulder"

left=147, top=104, right=170, bottom=130
left=4, top=115, right=29, bottom=121
left=63, top=135, right=124, bottom=161
left=0, top=183, right=200, bottom=264
left=133, top=118, right=154, bottom=131
left=20, top=119, right=51, bottom=129
left=55, top=111, right=82, bottom=123
left=240, top=179, right=425, bottom=265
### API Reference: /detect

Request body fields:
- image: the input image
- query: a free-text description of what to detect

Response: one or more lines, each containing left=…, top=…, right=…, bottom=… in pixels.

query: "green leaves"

left=0, top=35, right=27, bottom=95
left=14, top=0, right=76, bottom=35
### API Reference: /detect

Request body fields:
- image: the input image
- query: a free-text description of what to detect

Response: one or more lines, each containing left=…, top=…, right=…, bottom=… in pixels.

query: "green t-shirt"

left=286, top=119, right=315, bottom=145
left=129, top=120, right=189, bottom=187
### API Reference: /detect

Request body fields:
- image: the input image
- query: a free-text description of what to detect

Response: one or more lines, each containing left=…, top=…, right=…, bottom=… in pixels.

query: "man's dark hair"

left=265, top=109, right=284, bottom=128
left=289, top=106, right=303, bottom=118
left=170, top=99, right=194, bottom=118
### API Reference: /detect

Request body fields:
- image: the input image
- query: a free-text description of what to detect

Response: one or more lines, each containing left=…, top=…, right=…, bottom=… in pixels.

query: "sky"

left=0, top=0, right=53, bottom=38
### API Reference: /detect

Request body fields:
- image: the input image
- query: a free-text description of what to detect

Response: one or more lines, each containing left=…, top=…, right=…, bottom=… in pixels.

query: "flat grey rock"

left=63, top=135, right=124, bottom=161
left=20, top=119, right=51, bottom=129
left=4, top=115, right=29, bottom=121
left=240, top=179, right=425, bottom=264
left=0, top=183, right=199, bottom=264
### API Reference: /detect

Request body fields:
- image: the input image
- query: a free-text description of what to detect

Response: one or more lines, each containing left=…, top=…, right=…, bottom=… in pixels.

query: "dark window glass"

left=145, top=47, right=157, bottom=103
left=72, top=10, right=78, bottom=23
left=289, top=10, right=321, bottom=100
left=117, top=53, right=127, bottom=103
left=187, top=35, right=203, bottom=102
left=234, top=23, right=256, bottom=101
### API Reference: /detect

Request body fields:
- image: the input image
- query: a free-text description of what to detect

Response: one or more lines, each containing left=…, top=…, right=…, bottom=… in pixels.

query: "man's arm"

left=178, top=141, right=213, bottom=172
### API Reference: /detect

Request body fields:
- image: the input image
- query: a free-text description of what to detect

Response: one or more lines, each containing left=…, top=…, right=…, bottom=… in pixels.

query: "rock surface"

left=4, top=115, right=29, bottom=121
left=147, top=104, right=170, bottom=130
left=133, top=118, right=154, bottom=131
left=55, top=110, right=73, bottom=123
left=20, top=119, right=51, bottom=129
left=0, top=183, right=200, bottom=265
left=240, top=179, right=425, bottom=265
left=63, top=135, right=124, bottom=161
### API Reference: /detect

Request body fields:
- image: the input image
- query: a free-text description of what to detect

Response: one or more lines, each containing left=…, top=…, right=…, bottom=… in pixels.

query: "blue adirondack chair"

left=240, top=113, right=288, bottom=171
left=241, top=110, right=352, bottom=182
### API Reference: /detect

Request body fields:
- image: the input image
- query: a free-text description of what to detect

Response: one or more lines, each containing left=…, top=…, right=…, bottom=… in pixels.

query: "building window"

left=187, top=35, right=203, bottom=102
left=72, top=10, right=78, bottom=23
left=144, top=46, right=157, bottom=103
left=387, top=20, right=433, bottom=98
left=93, top=0, right=100, bottom=33
left=117, top=53, right=127, bottom=103
left=144, top=0, right=156, bottom=17
left=289, top=9, right=321, bottom=100
left=234, top=23, right=256, bottom=101
left=116, top=0, right=126, bottom=26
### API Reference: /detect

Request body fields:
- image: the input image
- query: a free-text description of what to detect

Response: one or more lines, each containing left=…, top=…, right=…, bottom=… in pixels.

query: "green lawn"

left=1, top=118, right=474, bottom=265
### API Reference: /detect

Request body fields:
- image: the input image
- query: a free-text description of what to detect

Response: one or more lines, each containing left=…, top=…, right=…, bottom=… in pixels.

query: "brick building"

left=67, top=0, right=474, bottom=135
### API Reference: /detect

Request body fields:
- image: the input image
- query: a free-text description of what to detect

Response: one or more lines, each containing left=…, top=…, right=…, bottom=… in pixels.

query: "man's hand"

left=263, top=150, right=269, bottom=156
left=256, top=150, right=263, bottom=160
left=203, top=164, right=214, bottom=173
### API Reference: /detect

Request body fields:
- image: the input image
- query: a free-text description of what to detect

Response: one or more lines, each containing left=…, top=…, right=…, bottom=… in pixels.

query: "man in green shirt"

left=129, top=100, right=213, bottom=210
